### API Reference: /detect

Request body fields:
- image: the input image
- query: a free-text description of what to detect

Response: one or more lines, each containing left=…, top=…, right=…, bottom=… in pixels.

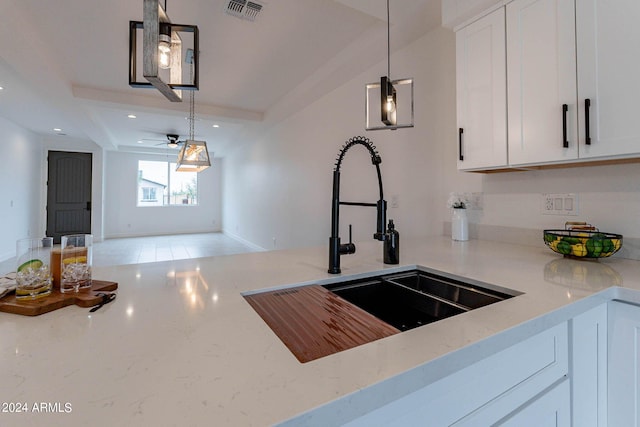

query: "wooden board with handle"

left=0, top=280, right=118, bottom=316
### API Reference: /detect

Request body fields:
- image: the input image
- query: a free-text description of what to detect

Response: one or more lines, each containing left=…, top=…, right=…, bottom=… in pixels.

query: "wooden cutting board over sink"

left=244, top=285, right=400, bottom=363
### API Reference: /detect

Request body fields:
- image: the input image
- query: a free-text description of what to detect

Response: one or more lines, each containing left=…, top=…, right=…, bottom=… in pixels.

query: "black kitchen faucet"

left=328, top=136, right=387, bottom=274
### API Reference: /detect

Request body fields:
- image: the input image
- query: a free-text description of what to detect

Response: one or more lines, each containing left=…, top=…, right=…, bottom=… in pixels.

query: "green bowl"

left=543, top=229, right=623, bottom=259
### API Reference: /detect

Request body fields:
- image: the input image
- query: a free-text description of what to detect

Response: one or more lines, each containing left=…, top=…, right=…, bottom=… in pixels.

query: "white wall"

left=223, top=28, right=456, bottom=251
left=0, top=117, right=43, bottom=262
left=104, top=151, right=222, bottom=238
left=224, top=24, right=640, bottom=254
left=442, top=163, right=640, bottom=241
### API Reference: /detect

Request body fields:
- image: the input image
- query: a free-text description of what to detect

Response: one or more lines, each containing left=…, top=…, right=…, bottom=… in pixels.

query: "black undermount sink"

left=323, top=269, right=520, bottom=331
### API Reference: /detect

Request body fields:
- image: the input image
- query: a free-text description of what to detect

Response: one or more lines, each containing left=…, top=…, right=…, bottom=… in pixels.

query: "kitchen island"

left=1, top=236, right=639, bottom=426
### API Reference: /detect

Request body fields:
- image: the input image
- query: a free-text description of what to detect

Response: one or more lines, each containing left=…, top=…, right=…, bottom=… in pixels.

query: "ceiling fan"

left=139, top=133, right=187, bottom=148
left=160, top=134, right=185, bottom=148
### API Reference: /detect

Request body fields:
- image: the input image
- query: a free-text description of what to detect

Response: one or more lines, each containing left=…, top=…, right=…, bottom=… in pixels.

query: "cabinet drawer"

left=345, top=322, right=568, bottom=427
left=497, top=378, right=570, bottom=426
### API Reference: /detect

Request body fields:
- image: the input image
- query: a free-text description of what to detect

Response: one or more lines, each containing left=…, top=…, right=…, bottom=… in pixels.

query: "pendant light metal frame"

left=176, top=51, right=211, bottom=172
left=129, top=0, right=199, bottom=102
left=176, top=140, right=211, bottom=172
left=365, top=0, right=414, bottom=131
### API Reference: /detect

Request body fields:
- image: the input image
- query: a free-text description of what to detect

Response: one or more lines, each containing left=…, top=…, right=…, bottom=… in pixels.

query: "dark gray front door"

left=46, top=151, right=92, bottom=243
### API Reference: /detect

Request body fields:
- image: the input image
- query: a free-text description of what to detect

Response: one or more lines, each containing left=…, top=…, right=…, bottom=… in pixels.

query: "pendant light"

left=129, top=0, right=200, bottom=102
left=365, top=0, right=414, bottom=131
left=176, top=50, right=211, bottom=172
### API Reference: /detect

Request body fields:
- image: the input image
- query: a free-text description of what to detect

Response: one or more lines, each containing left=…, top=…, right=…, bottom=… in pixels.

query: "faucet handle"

left=339, top=224, right=356, bottom=255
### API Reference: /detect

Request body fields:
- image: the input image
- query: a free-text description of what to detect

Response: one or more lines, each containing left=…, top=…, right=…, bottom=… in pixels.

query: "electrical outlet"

left=542, top=193, right=578, bottom=216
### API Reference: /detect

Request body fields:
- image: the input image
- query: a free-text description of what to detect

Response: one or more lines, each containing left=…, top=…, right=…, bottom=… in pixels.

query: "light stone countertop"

left=1, top=237, right=639, bottom=427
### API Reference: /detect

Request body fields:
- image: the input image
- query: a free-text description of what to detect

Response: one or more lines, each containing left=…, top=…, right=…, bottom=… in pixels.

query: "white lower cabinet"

left=608, top=300, right=640, bottom=427
left=345, top=323, right=569, bottom=427
left=571, top=303, right=608, bottom=427
left=294, top=299, right=638, bottom=426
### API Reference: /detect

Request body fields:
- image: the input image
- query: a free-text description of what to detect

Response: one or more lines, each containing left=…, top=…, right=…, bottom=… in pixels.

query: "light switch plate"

left=541, top=193, right=578, bottom=216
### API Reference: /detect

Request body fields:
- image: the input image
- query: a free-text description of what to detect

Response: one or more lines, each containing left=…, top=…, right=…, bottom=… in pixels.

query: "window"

left=137, top=160, right=199, bottom=206
left=141, top=187, right=157, bottom=201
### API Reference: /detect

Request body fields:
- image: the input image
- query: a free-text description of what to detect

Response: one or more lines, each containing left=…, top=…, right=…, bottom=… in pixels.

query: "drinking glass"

left=60, top=234, right=93, bottom=293
left=15, top=237, right=53, bottom=300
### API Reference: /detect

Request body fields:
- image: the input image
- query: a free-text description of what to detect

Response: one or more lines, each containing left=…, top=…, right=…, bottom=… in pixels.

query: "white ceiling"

left=0, top=0, right=440, bottom=156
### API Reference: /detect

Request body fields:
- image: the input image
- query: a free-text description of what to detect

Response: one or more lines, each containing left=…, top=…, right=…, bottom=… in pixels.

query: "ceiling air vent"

left=225, top=0, right=264, bottom=22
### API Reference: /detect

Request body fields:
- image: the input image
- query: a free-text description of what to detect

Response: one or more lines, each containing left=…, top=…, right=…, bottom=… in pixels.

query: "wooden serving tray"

left=245, top=285, right=400, bottom=363
left=0, top=280, right=118, bottom=316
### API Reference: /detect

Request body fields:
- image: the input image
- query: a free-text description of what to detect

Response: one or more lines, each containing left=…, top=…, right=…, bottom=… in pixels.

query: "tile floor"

left=0, top=233, right=259, bottom=275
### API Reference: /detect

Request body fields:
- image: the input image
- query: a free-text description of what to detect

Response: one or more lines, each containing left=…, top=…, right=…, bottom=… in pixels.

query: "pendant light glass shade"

left=176, top=140, right=211, bottom=172
left=158, top=23, right=172, bottom=69
left=380, top=76, right=397, bottom=126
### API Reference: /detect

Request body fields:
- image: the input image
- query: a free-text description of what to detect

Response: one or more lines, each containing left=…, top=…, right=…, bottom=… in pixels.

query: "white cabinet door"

left=608, top=300, right=640, bottom=427
left=571, top=304, right=607, bottom=427
left=498, top=378, right=570, bottom=426
left=343, top=323, right=568, bottom=427
left=506, top=0, right=578, bottom=166
left=576, top=0, right=640, bottom=158
left=456, top=7, right=507, bottom=170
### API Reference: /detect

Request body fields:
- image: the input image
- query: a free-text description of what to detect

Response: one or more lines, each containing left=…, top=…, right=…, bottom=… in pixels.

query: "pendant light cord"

left=386, top=0, right=390, bottom=79
left=189, top=60, right=195, bottom=141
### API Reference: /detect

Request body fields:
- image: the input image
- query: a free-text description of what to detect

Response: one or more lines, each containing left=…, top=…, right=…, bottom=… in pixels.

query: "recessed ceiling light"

left=137, top=140, right=144, bottom=144
left=212, top=124, right=220, bottom=128
left=0, top=86, right=4, bottom=90
left=53, top=128, right=62, bottom=132
left=127, top=114, right=137, bottom=119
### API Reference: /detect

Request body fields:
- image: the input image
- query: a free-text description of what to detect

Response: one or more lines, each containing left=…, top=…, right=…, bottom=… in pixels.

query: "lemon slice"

left=63, top=256, right=87, bottom=265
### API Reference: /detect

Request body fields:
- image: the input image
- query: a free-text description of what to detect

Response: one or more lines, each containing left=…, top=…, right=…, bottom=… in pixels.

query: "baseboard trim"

left=222, top=230, right=266, bottom=252
left=104, top=229, right=220, bottom=240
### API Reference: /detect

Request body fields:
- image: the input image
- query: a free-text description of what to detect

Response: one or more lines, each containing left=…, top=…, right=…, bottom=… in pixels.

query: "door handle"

left=585, top=99, right=591, bottom=145
left=458, top=128, right=464, bottom=161
left=86, top=201, right=91, bottom=211
left=562, top=104, right=569, bottom=148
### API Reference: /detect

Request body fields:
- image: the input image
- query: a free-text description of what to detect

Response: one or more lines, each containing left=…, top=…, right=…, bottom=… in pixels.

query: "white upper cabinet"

left=456, top=7, right=507, bottom=170
left=452, top=0, right=640, bottom=171
left=506, top=0, right=578, bottom=166
left=576, top=0, right=640, bottom=158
